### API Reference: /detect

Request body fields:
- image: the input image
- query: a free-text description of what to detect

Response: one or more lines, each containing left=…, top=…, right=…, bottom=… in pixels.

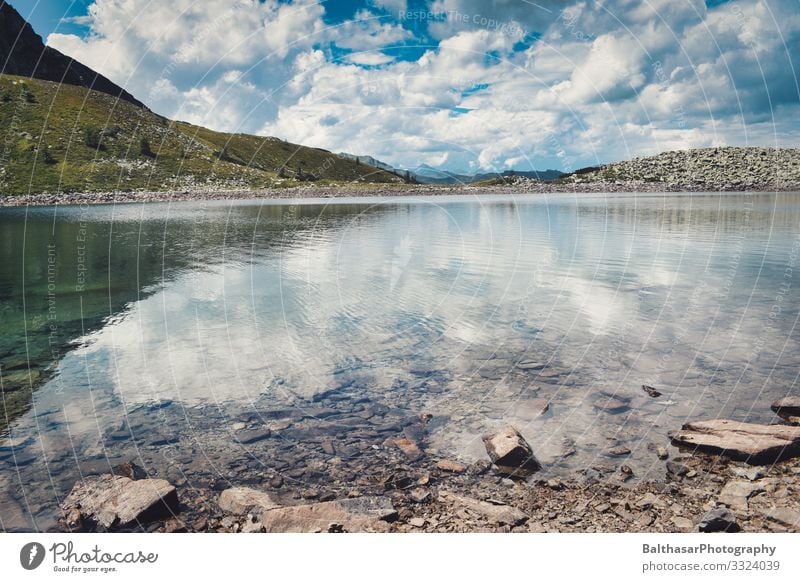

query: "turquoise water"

left=1, top=192, right=799, bottom=530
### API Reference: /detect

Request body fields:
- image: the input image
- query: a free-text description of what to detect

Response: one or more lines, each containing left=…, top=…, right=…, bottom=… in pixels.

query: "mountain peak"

left=0, top=1, right=144, bottom=107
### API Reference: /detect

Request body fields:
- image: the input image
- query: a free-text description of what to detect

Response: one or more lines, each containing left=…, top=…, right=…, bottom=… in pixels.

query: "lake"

left=1, top=192, right=799, bottom=531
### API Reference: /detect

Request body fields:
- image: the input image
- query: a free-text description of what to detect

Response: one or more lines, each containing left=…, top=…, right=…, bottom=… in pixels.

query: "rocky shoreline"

left=53, top=398, right=800, bottom=534
left=2, top=180, right=800, bottom=208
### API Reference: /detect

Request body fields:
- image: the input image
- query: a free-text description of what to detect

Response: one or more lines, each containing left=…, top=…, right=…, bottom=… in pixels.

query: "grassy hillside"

left=0, top=75, right=404, bottom=196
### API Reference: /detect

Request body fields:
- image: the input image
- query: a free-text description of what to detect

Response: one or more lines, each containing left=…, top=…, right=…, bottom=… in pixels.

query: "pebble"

left=666, top=461, right=690, bottom=476
left=409, top=489, right=431, bottom=504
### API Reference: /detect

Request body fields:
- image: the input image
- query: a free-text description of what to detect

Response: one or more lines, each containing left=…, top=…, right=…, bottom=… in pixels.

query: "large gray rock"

left=669, top=419, right=800, bottom=464
left=259, top=496, right=396, bottom=533
left=771, top=397, right=800, bottom=419
left=61, top=474, right=178, bottom=528
left=482, top=426, right=541, bottom=476
left=438, top=491, right=528, bottom=526
left=698, top=508, right=740, bottom=533
left=218, top=487, right=280, bottom=514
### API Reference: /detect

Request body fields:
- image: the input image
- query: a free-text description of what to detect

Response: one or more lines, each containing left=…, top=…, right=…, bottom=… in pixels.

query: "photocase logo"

left=20, top=542, right=46, bottom=570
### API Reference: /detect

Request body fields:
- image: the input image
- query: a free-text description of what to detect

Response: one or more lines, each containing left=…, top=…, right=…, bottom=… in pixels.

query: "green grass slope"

left=0, top=75, right=404, bottom=196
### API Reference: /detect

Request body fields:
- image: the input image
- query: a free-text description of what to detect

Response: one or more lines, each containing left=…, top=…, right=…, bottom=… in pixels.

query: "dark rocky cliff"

left=0, top=1, right=145, bottom=108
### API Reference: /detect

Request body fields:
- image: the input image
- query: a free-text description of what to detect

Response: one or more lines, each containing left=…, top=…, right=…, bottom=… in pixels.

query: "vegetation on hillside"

left=0, top=75, right=404, bottom=196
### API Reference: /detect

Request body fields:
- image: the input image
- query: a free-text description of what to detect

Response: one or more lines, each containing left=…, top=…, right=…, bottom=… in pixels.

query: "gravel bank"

left=2, top=180, right=800, bottom=208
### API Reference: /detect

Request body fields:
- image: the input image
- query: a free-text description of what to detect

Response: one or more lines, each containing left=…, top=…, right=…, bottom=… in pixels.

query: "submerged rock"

left=642, top=385, right=662, bottom=398
left=0, top=369, right=42, bottom=391
left=669, top=419, right=800, bottom=464
left=61, top=474, right=178, bottom=529
left=592, top=390, right=631, bottom=414
left=481, top=426, right=541, bottom=476
left=234, top=428, right=271, bottom=445
left=388, top=437, right=424, bottom=461
left=516, top=361, right=547, bottom=370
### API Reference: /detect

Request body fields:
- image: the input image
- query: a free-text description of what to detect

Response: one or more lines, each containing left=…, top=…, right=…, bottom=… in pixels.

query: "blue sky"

left=13, top=0, right=800, bottom=172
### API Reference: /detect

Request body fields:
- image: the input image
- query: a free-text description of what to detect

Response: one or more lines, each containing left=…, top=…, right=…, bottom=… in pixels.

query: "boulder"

left=61, top=474, right=178, bottom=528
left=771, top=397, right=800, bottom=419
left=482, top=426, right=541, bottom=476
left=219, top=487, right=280, bottom=514
left=438, top=491, right=528, bottom=526
left=259, top=496, right=396, bottom=533
left=669, top=419, right=800, bottom=464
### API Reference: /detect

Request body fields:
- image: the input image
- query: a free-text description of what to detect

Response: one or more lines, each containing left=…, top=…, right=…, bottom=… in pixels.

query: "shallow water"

left=1, top=192, right=799, bottom=530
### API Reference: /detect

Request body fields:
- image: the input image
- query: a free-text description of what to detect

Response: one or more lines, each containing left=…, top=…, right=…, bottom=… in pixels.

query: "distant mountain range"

left=339, top=158, right=565, bottom=185
left=337, top=153, right=396, bottom=173
left=0, top=2, right=405, bottom=195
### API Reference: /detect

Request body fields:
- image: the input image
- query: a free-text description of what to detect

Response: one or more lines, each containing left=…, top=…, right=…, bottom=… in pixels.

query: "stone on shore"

left=763, top=508, right=800, bottom=529
left=438, top=491, right=529, bottom=526
left=771, top=397, right=800, bottom=419
left=669, top=419, right=800, bottom=464
left=259, top=496, right=397, bottom=533
left=718, top=481, right=764, bottom=511
left=219, top=487, right=280, bottom=514
left=436, top=459, right=467, bottom=473
left=697, top=507, right=740, bottom=533
left=481, top=426, right=541, bottom=476
left=61, top=474, right=178, bottom=528
left=666, top=461, right=689, bottom=476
